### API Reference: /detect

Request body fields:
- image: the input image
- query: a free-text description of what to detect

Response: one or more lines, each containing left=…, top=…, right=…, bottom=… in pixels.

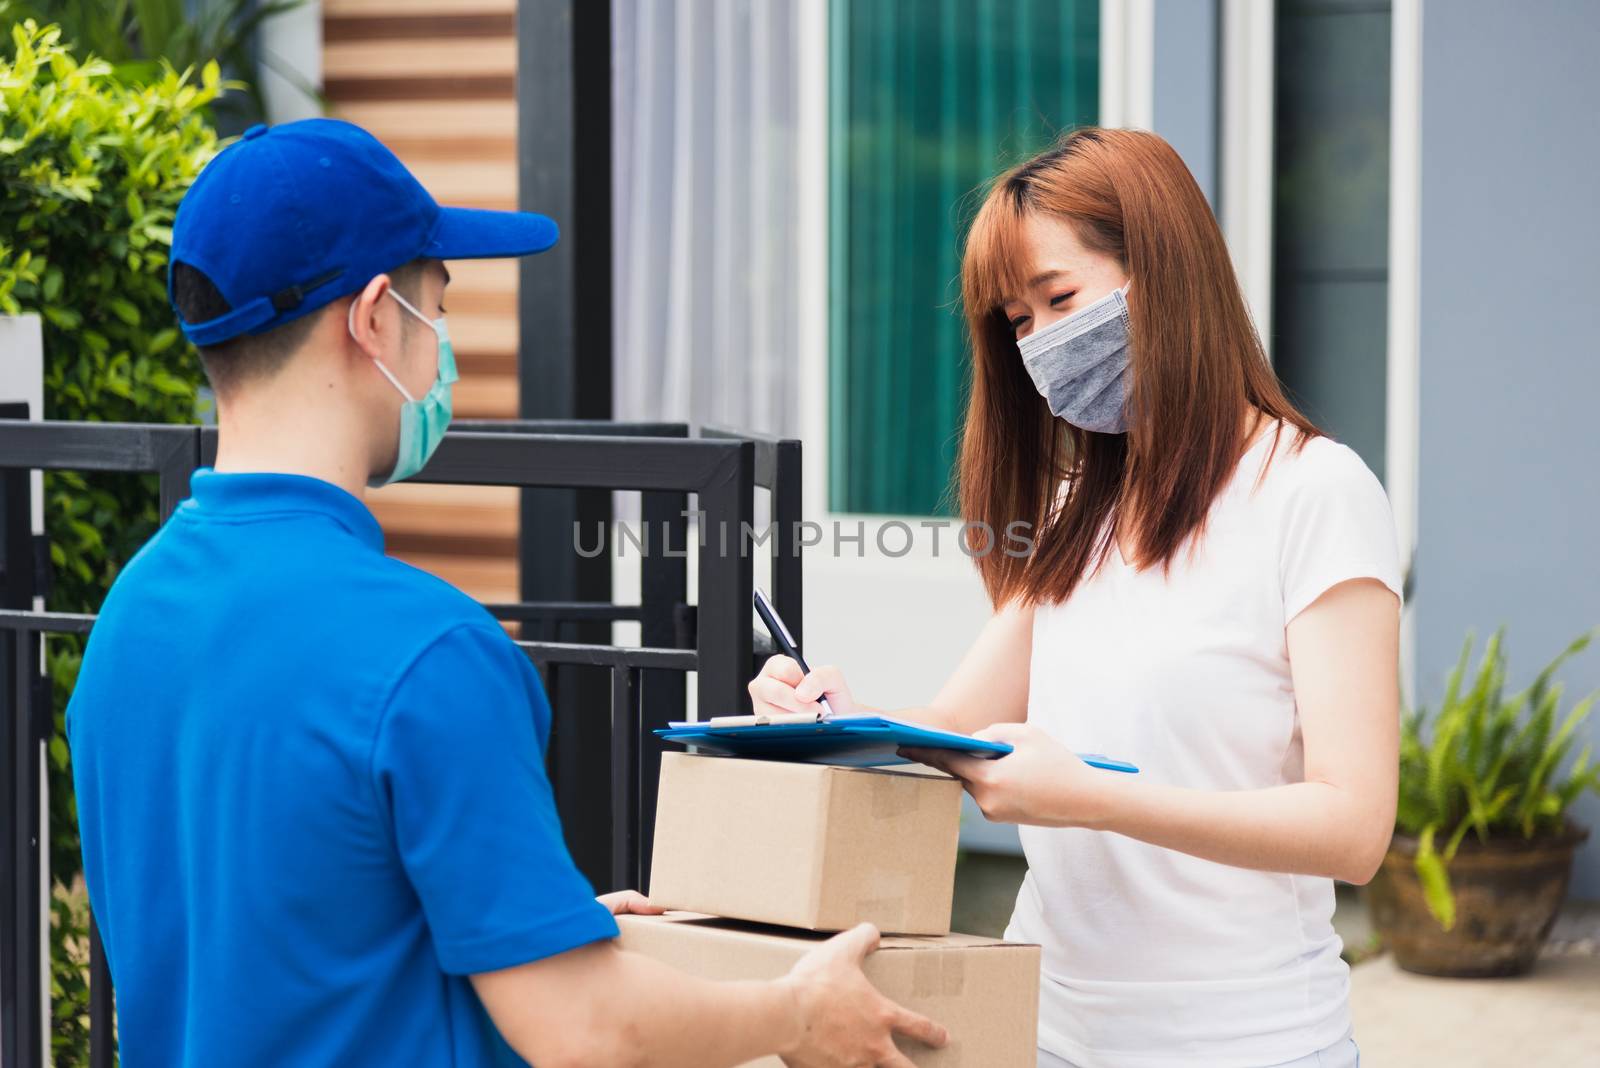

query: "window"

left=1272, top=0, right=1392, bottom=480
left=828, top=0, right=1100, bottom=515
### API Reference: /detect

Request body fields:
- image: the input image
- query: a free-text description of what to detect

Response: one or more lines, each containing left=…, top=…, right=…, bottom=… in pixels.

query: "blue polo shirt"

left=66, top=470, right=619, bottom=1068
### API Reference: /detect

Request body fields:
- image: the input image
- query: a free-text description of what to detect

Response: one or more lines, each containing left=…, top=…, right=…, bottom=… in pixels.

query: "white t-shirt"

left=1007, top=427, right=1403, bottom=1068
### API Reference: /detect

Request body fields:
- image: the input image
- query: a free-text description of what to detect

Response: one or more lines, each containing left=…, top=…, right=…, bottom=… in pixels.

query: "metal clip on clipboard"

left=705, top=709, right=823, bottom=728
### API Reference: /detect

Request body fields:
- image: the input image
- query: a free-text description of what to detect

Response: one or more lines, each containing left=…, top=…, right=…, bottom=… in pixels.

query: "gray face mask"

left=1016, top=283, right=1132, bottom=434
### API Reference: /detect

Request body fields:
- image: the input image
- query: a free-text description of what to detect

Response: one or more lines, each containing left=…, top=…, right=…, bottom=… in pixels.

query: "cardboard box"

left=649, top=753, right=962, bottom=934
left=618, top=913, right=1041, bottom=1067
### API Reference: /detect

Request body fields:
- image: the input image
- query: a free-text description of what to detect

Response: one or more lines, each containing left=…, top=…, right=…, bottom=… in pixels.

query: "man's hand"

left=597, top=889, right=665, bottom=916
left=779, top=923, right=948, bottom=1067
left=475, top=919, right=946, bottom=1068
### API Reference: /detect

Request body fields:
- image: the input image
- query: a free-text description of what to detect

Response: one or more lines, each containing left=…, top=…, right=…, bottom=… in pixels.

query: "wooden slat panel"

left=323, top=75, right=514, bottom=102
left=323, top=38, right=516, bottom=80
left=385, top=530, right=514, bottom=557
left=325, top=0, right=513, bottom=16
left=440, top=257, right=518, bottom=296
left=397, top=159, right=517, bottom=205
left=440, top=287, right=516, bottom=317
left=330, top=99, right=517, bottom=138
left=391, top=550, right=518, bottom=604
left=381, top=135, right=518, bottom=158
left=457, top=350, right=518, bottom=378
left=325, top=1, right=522, bottom=596
left=447, top=311, right=516, bottom=359
left=368, top=483, right=519, bottom=539
left=324, top=12, right=515, bottom=42
left=453, top=374, right=519, bottom=419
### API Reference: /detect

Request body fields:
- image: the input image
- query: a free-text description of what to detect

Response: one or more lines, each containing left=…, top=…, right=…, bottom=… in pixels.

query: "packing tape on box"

left=854, top=897, right=907, bottom=930
left=853, top=869, right=913, bottom=932
left=911, top=951, right=967, bottom=998
left=870, top=773, right=922, bottom=820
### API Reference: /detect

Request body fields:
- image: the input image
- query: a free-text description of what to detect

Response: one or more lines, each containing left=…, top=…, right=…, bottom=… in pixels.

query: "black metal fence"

left=0, top=414, right=801, bottom=1068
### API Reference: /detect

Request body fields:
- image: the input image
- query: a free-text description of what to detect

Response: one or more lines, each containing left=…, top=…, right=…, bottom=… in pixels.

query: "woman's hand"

left=902, top=722, right=1113, bottom=828
left=748, top=655, right=866, bottom=718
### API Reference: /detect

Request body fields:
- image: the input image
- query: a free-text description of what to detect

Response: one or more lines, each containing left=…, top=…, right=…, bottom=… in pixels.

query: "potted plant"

left=1368, top=627, right=1600, bottom=977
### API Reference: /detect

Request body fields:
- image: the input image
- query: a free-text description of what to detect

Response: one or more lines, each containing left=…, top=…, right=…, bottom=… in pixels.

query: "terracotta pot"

left=1366, top=822, right=1589, bottom=977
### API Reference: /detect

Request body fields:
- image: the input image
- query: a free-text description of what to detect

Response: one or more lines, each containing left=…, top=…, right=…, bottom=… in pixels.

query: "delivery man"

left=65, top=118, right=946, bottom=1068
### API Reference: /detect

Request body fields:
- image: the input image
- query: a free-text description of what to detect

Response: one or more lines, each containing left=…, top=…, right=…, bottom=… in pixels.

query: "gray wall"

left=1416, top=0, right=1600, bottom=897
left=1153, top=0, right=1219, bottom=208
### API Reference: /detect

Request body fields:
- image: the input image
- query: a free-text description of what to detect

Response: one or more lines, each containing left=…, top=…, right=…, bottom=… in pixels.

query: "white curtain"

left=611, top=0, right=803, bottom=439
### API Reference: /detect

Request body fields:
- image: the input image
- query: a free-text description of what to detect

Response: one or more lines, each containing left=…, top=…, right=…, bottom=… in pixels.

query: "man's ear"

left=431, top=258, right=451, bottom=305
left=345, top=273, right=395, bottom=362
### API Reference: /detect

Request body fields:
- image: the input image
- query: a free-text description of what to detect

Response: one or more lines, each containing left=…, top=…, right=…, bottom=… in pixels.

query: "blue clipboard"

left=655, top=715, right=1139, bottom=773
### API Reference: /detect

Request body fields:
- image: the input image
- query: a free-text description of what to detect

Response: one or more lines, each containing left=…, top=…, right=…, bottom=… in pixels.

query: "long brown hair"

left=957, top=127, right=1317, bottom=607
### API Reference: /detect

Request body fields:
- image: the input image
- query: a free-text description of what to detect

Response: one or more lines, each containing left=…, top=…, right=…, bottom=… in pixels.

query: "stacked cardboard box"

left=621, top=752, right=1042, bottom=1066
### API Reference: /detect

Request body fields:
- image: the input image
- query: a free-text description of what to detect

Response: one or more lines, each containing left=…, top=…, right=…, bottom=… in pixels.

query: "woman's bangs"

left=963, top=188, right=1039, bottom=315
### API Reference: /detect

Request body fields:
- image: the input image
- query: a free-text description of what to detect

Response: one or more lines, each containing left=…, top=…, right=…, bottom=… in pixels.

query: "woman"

left=749, top=128, right=1399, bottom=1068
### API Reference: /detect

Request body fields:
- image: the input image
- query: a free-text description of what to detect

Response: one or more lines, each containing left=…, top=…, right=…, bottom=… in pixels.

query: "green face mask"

left=355, top=287, right=457, bottom=487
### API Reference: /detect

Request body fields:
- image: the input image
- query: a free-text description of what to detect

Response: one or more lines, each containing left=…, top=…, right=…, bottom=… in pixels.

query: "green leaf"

left=1401, top=627, right=1600, bottom=848
left=108, top=298, right=141, bottom=326
left=1516, top=692, right=1596, bottom=832
left=1508, top=627, right=1597, bottom=711
left=1556, top=745, right=1597, bottom=811
left=1414, top=826, right=1457, bottom=931
left=1439, top=632, right=1474, bottom=713
left=42, top=305, right=81, bottom=329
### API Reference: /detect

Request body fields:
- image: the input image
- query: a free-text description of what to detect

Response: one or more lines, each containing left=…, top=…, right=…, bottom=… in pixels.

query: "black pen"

left=753, top=586, right=834, bottom=718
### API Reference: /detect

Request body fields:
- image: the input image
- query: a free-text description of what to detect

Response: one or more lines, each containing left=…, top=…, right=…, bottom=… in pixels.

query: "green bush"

left=0, top=20, right=224, bottom=1064
left=1, top=0, right=313, bottom=130
left=1397, top=627, right=1600, bottom=931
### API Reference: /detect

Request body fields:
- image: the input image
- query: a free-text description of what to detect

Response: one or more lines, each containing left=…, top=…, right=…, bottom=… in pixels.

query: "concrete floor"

left=1350, top=953, right=1600, bottom=1066
left=953, top=853, right=1600, bottom=1066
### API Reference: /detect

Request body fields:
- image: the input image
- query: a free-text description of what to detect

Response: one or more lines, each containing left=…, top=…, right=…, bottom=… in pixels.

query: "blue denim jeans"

left=1036, top=1030, right=1359, bottom=1068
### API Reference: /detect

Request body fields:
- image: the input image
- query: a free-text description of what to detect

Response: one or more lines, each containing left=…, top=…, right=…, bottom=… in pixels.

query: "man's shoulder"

left=102, top=515, right=508, bottom=675
left=108, top=512, right=493, bottom=623
left=93, top=514, right=192, bottom=611
left=369, top=553, right=500, bottom=632
left=360, top=556, right=523, bottom=693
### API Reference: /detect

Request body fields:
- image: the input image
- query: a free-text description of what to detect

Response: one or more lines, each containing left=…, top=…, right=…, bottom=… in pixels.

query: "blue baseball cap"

left=169, top=118, right=557, bottom=346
